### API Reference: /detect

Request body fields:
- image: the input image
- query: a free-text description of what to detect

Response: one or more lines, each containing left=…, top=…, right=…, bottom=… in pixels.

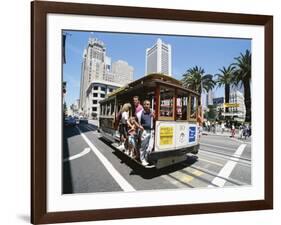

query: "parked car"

left=79, top=116, right=88, bottom=124
left=74, top=116, right=80, bottom=125
left=64, top=116, right=76, bottom=127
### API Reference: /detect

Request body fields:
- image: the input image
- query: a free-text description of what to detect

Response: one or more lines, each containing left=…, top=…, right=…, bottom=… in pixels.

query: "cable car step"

left=111, top=143, right=155, bottom=168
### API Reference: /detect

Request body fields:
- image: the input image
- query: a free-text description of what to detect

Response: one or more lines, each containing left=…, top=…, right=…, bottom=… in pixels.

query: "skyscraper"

left=79, top=35, right=134, bottom=118
left=111, top=60, right=134, bottom=84
left=79, top=37, right=106, bottom=111
left=206, top=89, right=214, bottom=106
left=145, top=38, right=172, bottom=76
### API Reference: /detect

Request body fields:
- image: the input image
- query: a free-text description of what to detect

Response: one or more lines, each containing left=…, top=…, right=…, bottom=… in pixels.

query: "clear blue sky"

left=63, top=30, right=251, bottom=105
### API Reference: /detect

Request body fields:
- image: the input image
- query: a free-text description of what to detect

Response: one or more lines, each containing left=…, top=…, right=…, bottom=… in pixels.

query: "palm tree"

left=215, top=65, right=236, bottom=113
left=182, top=66, right=215, bottom=105
left=232, top=50, right=251, bottom=122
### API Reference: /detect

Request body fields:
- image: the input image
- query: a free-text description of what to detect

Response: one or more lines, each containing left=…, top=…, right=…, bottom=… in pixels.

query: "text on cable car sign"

left=160, top=126, right=174, bottom=145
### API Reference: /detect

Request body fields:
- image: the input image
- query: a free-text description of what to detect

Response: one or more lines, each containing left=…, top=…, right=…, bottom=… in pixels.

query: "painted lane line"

left=76, top=126, right=135, bottom=192
left=171, top=171, right=194, bottom=183
left=198, top=157, right=224, bottom=167
left=200, top=142, right=237, bottom=151
left=162, top=175, right=188, bottom=188
left=198, top=151, right=251, bottom=167
left=190, top=165, right=246, bottom=186
left=171, top=169, right=203, bottom=184
left=81, top=124, right=94, bottom=131
left=199, top=148, right=251, bottom=163
left=209, top=144, right=247, bottom=187
left=85, top=124, right=99, bottom=134
left=63, top=147, right=91, bottom=162
left=188, top=165, right=246, bottom=187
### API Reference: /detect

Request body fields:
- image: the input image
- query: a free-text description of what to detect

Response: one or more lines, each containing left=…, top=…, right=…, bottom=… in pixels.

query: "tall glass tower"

left=145, top=38, right=172, bottom=76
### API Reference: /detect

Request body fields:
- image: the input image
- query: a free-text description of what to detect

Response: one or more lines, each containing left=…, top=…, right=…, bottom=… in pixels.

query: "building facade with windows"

left=111, top=60, right=134, bottom=84
left=226, top=90, right=246, bottom=121
left=79, top=36, right=134, bottom=118
left=145, top=38, right=172, bottom=76
left=84, top=81, right=122, bottom=119
left=79, top=37, right=107, bottom=112
left=203, top=91, right=246, bottom=121
left=213, top=91, right=246, bottom=121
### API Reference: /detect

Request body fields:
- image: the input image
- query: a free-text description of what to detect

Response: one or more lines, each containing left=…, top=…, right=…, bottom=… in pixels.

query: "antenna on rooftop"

left=90, top=32, right=94, bottom=39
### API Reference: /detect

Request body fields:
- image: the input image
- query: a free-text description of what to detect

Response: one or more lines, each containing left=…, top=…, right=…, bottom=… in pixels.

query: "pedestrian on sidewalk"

left=212, top=122, right=216, bottom=134
left=239, top=123, right=244, bottom=139
left=197, top=105, right=203, bottom=139
left=231, top=123, right=235, bottom=138
left=206, top=120, right=210, bottom=132
left=243, top=124, right=249, bottom=140
left=221, top=121, right=225, bottom=134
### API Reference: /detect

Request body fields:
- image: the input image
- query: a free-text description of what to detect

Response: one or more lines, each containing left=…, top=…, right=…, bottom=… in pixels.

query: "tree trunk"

left=225, top=84, right=230, bottom=113
left=243, top=79, right=251, bottom=122
left=198, top=84, right=202, bottom=106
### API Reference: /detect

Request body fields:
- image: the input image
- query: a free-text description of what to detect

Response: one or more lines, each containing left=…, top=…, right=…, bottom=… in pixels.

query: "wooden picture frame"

left=31, top=1, right=273, bottom=224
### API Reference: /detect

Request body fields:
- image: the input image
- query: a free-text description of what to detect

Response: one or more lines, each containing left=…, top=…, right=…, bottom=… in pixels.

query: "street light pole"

left=200, top=80, right=204, bottom=122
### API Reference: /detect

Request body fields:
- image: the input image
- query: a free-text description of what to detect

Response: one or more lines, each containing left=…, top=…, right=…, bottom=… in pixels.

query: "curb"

left=202, top=132, right=252, bottom=143
left=202, top=132, right=232, bottom=137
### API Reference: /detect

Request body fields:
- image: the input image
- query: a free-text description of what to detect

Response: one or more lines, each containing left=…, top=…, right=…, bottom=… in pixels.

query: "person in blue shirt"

left=139, top=100, right=155, bottom=166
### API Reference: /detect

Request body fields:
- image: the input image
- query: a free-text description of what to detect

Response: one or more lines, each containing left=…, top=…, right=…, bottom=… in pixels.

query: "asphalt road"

left=63, top=123, right=251, bottom=194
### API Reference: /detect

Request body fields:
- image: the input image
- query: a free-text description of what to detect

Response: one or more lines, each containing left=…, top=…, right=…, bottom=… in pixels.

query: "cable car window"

left=110, top=102, right=115, bottom=116
left=101, top=104, right=104, bottom=116
left=189, top=95, right=198, bottom=120
left=159, top=86, right=175, bottom=119
left=106, top=104, right=110, bottom=115
left=176, top=91, right=188, bottom=120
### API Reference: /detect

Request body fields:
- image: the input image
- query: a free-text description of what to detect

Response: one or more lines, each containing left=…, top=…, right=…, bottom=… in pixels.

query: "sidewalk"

left=88, top=119, right=99, bottom=127
left=202, top=130, right=252, bottom=142
left=202, top=130, right=232, bottom=137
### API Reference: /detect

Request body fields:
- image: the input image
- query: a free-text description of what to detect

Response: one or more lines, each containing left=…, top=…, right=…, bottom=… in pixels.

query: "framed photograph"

left=31, top=1, right=273, bottom=224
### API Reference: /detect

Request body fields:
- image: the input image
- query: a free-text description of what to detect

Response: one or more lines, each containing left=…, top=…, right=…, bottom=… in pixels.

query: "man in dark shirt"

left=139, top=100, right=155, bottom=166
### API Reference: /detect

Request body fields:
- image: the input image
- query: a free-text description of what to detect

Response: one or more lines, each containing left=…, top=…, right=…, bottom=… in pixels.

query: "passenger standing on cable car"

left=133, top=96, right=144, bottom=158
left=117, top=103, right=131, bottom=151
left=139, top=100, right=155, bottom=166
left=133, top=96, right=144, bottom=123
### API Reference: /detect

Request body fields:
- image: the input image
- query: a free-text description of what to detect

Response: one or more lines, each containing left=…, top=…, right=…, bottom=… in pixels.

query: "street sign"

left=224, top=103, right=240, bottom=108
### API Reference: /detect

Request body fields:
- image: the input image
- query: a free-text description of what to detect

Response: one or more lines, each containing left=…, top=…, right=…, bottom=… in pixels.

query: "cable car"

left=99, top=73, right=200, bottom=168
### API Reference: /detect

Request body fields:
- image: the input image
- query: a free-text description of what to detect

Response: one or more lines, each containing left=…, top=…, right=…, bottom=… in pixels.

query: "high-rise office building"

left=145, top=38, right=172, bottom=76
left=111, top=60, right=134, bottom=84
left=79, top=36, right=134, bottom=118
left=79, top=37, right=106, bottom=111
left=206, top=89, right=214, bottom=106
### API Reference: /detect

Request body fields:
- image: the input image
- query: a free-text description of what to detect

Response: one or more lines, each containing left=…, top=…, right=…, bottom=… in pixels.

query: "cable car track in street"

left=199, top=147, right=251, bottom=165
left=71, top=123, right=251, bottom=190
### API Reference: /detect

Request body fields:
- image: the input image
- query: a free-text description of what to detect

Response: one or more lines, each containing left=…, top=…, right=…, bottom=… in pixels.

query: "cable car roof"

left=102, top=73, right=199, bottom=102
left=100, top=73, right=199, bottom=102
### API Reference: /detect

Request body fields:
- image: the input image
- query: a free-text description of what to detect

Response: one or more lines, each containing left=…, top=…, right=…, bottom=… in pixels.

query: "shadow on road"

left=62, top=123, right=98, bottom=194
left=99, top=136, right=198, bottom=179
left=62, top=126, right=80, bottom=194
left=128, top=156, right=198, bottom=180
